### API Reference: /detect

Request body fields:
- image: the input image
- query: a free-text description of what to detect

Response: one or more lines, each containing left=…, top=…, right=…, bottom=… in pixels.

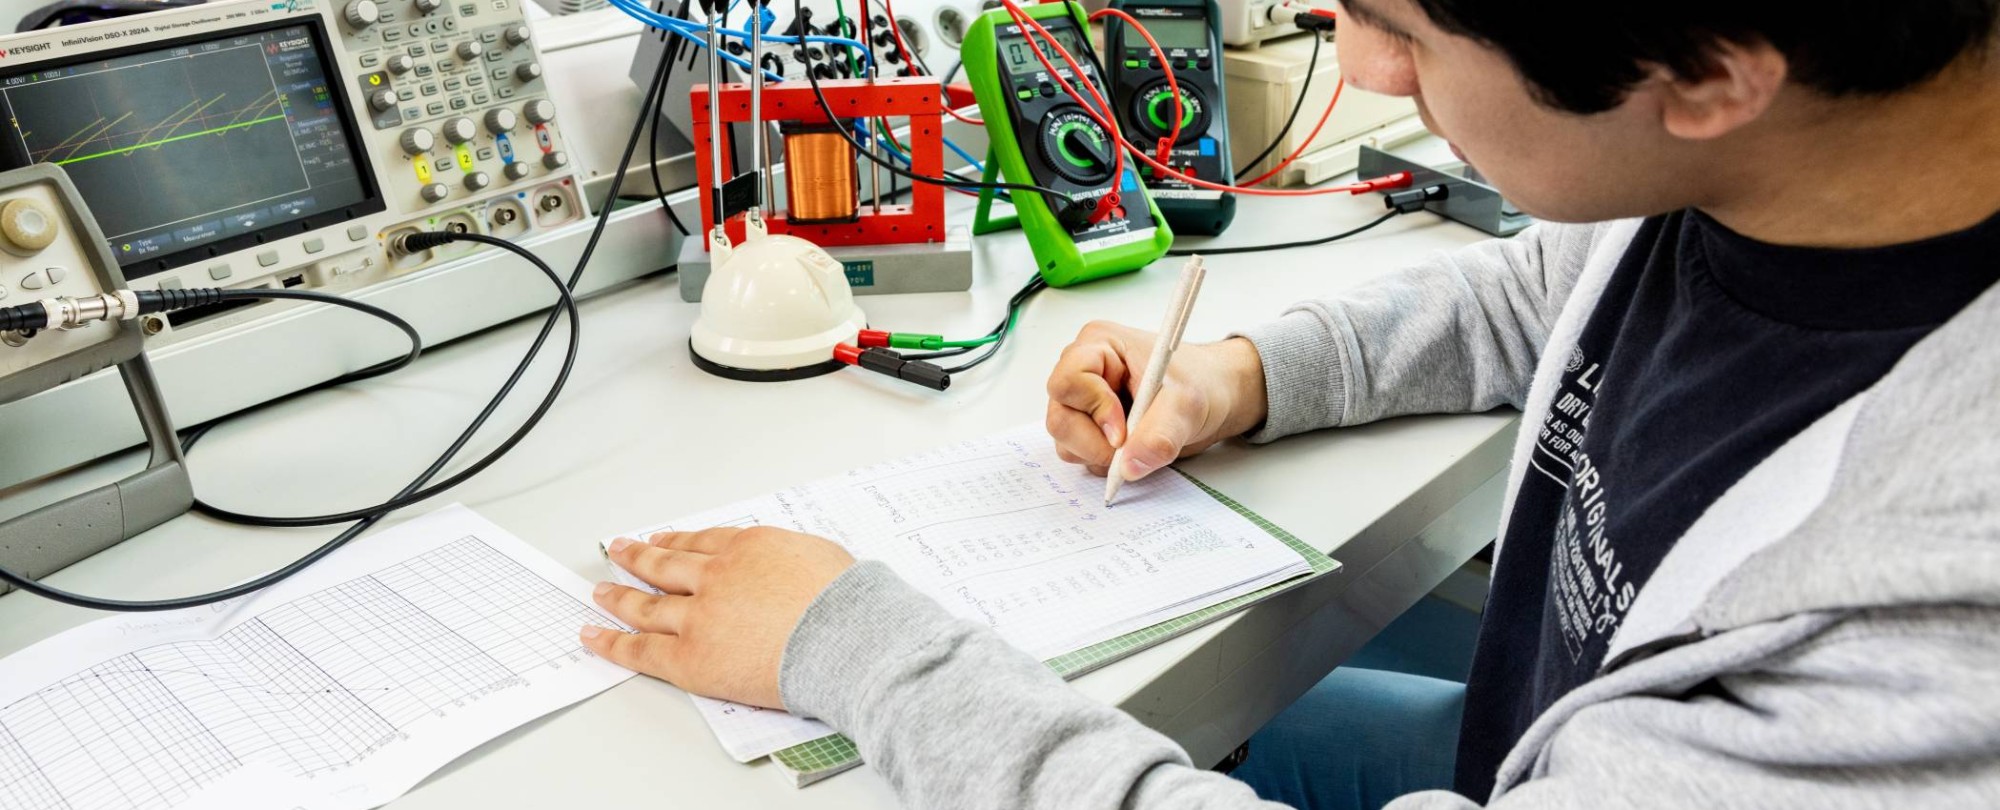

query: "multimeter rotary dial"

left=1131, top=81, right=1209, bottom=145
left=1037, top=106, right=1116, bottom=184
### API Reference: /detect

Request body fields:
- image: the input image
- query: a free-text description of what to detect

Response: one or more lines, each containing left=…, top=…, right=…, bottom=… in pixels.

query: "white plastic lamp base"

left=689, top=215, right=867, bottom=382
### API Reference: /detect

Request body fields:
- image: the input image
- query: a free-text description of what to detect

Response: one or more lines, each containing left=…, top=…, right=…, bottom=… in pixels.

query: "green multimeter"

left=1105, top=0, right=1235, bottom=235
left=964, top=2, right=1174, bottom=287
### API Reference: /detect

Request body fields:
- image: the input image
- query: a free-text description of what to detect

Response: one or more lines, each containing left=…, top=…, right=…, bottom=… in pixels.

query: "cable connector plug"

left=858, top=329, right=949, bottom=350
left=1348, top=171, right=1415, bottom=195
left=0, top=302, right=49, bottom=333
left=835, top=344, right=951, bottom=391
left=1271, top=1, right=1335, bottom=31
left=1088, top=192, right=1125, bottom=226
left=131, top=287, right=225, bottom=318
left=1384, top=184, right=1450, bottom=214
left=1057, top=200, right=1096, bottom=233
left=394, top=231, right=462, bottom=254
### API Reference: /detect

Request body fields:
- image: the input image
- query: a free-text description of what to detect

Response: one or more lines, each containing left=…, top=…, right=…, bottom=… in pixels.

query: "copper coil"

left=782, top=124, right=860, bottom=224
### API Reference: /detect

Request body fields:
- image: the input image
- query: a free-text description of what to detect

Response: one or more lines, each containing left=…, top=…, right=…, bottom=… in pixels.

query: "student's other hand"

left=1045, top=321, right=1267, bottom=481
left=581, top=527, right=855, bottom=709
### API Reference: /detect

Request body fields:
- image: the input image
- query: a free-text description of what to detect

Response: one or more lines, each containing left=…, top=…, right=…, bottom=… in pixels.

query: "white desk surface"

left=0, top=181, right=1514, bottom=806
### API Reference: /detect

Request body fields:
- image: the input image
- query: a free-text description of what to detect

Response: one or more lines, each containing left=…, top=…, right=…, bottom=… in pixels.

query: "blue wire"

left=621, top=1, right=988, bottom=201
left=941, top=136, right=986, bottom=174
left=608, top=0, right=783, bottom=80
left=867, top=127, right=1007, bottom=201
left=608, top=0, right=875, bottom=78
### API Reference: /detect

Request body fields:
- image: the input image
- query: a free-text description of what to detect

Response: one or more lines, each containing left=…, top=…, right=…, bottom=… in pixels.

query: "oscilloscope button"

left=368, top=88, right=399, bottom=112
left=420, top=183, right=451, bottom=203
left=386, top=54, right=414, bottom=74
left=442, top=117, right=477, bottom=144
left=343, top=0, right=379, bottom=29
left=522, top=99, right=556, bottom=124
left=400, top=128, right=436, bottom=155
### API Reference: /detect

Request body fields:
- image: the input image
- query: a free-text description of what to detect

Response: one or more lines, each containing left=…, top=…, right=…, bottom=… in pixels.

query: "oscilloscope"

left=0, top=0, right=584, bottom=345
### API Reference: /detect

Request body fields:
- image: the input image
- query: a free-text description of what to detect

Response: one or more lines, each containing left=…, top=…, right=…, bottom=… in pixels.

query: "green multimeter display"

left=1106, top=0, right=1235, bottom=236
left=964, top=2, right=1174, bottom=287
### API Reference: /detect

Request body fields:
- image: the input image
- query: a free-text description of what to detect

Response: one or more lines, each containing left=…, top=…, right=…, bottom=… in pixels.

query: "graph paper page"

left=604, top=425, right=1313, bottom=762
left=0, top=505, right=634, bottom=810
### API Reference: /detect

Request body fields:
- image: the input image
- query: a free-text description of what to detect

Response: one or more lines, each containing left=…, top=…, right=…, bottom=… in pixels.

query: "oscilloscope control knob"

left=441, top=117, right=477, bottom=145
left=464, top=171, right=492, bottom=191
left=456, top=41, right=484, bottom=61
left=504, top=25, right=531, bottom=46
left=420, top=183, right=450, bottom=203
left=542, top=151, right=568, bottom=170
left=522, top=99, right=556, bottom=125
left=385, top=54, right=414, bottom=74
left=367, top=88, right=399, bottom=112
left=413, top=0, right=441, bottom=14
left=514, top=62, right=543, bottom=83
left=399, top=128, right=436, bottom=155
left=0, top=198, right=58, bottom=255
left=504, top=162, right=532, bottom=181
left=484, top=108, right=518, bottom=134
left=343, top=0, right=379, bottom=29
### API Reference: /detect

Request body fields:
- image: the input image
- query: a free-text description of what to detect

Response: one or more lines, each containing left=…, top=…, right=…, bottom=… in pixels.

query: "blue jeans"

left=1230, top=598, right=1476, bottom=810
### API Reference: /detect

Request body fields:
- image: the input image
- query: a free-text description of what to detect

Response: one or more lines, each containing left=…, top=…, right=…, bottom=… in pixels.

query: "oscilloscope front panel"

left=0, top=0, right=584, bottom=343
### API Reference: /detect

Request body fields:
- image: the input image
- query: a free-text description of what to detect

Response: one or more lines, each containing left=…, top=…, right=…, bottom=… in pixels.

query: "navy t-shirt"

left=1453, top=208, right=2000, bottom=799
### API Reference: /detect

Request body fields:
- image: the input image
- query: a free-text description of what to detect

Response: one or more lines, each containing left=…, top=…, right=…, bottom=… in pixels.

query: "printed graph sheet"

left=603, top=425, right=1314, bottom=762
left=0, top=506, right=634, bottom=810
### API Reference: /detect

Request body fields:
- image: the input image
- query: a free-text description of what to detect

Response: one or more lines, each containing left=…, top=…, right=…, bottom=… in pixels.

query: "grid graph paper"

left=602, top=428, right=1339, bottom=785
left=768, top=470, right=1339, bottom=781
left=0, top=508, right=631, bottom=810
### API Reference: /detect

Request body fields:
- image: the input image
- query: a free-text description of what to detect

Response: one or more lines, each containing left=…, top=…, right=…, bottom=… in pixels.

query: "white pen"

left=1106, top=256, right=1208, bottom=506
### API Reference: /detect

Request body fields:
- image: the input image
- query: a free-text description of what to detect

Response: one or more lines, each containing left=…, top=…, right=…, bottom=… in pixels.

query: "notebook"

left=600, top=425, right=1339, bottom=785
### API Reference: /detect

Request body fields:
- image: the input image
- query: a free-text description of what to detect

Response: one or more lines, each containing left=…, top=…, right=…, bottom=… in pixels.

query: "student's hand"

left=1045, top=321, right=1268, bottom=481
left=581, top=527, right=855, bottom=709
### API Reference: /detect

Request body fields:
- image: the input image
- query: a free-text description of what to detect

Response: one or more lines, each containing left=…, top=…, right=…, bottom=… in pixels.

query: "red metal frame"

left=691, top=77, right=945, bottom=249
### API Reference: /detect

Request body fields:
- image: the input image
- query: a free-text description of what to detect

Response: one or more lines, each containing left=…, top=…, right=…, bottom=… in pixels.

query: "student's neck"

left=1699, top=60, right=2000, bottom=249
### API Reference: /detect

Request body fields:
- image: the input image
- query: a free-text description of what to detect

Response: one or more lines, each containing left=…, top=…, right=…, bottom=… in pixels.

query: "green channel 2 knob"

left=1038, top=107, right=1115, bottom=184
left=1133, top=82, right=1207, bottom=145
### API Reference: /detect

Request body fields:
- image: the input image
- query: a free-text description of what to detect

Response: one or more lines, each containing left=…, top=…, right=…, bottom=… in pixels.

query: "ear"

left=1649, top=39, right=1789, bottom=141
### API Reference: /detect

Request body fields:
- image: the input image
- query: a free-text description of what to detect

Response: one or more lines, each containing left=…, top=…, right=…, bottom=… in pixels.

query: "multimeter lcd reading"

left=965, top=3, right=1173, bottom=287
left=1107, top=0, right=1235, bottom=235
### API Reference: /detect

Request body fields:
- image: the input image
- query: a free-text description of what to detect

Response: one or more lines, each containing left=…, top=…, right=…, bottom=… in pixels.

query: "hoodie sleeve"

left=783, top=566, right=2000, bottom=810
left=1233, top=221, right=1617, bottom=441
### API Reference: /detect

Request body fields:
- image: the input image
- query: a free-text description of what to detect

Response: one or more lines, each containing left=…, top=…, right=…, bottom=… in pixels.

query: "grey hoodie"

left=777, top=219, right=2000, bottom=808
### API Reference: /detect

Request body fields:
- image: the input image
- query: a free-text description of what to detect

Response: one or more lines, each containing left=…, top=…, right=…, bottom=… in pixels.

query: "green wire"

left=935, top=334, right=1000, bottom=348
left=833, top=0, right=861, bottom=78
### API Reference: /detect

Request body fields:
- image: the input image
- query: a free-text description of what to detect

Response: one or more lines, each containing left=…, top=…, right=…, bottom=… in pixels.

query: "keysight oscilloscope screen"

left=0, top=21, right=382, bottom=276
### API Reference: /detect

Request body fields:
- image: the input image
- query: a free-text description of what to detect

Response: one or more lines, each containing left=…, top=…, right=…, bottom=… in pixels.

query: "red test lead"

left=834, top=344, right=953, bottom=390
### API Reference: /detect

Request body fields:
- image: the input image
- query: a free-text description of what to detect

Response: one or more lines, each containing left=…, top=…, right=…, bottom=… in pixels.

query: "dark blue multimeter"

left=1105, top=0, right=1234, bottom=236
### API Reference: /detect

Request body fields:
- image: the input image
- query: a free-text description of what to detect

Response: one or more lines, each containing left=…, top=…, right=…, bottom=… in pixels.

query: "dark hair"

left=1410, top=0, right=2000, bottom=113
